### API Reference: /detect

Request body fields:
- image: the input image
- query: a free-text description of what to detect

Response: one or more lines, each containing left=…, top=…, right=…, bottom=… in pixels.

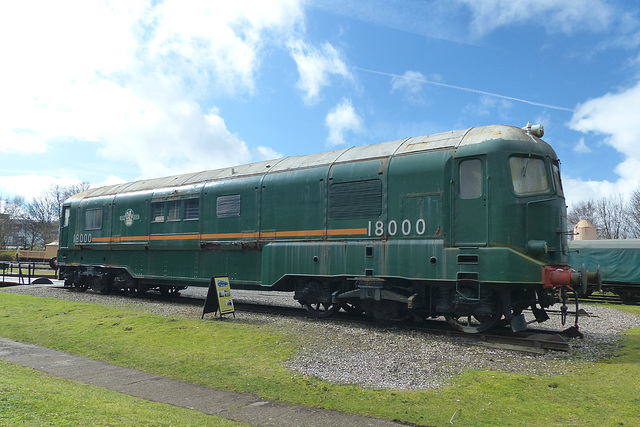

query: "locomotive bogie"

left=58, top=124, right=596, bottom=332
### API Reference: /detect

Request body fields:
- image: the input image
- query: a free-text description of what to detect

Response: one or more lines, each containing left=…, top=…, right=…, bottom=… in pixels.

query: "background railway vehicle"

left=57, top=123, right=600, bottom=333
left=570, top=239, right=640, bottom=305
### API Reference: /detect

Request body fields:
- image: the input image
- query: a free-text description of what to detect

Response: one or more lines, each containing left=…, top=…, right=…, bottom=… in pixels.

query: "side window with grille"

left=184, top=198, right=199, bottom=220
left=167, top=200, right=180, bottom=221
left=217, top=194, right=241, bottom=218
left=151, top=202, right=165, bottom=222
left=329, top=179, right=382, bottom=219
left=84, top=208, right=102, bottom=230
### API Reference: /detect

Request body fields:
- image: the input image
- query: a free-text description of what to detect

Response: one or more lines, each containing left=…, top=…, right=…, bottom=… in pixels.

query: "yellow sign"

left=214, top=277, right=235, bottom=316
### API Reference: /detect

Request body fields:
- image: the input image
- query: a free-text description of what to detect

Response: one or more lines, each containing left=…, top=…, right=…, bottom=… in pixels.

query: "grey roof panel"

left=66, top=125, right=534, bottom=201
left=267, top=148, right=349, bottom=172
left=400, top=129, right=470, bottom=154
left=334, top=139, right=407, bottom=163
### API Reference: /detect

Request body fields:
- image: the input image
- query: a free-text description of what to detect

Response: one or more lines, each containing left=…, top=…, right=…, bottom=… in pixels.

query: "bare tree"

left=567, top=200, right=599, bottom=233
left=628, top=187, right=640, bottom=238
left=595, top=193, right=629, bottom=239
left=0, top=195, right=24, bottom=249
left=24, top=182, right=90, bottom=247
left=49, top=182, right=90, bottom=219
left=25, top=195, right=58, bottom=247
left=568, top=193, right=632, bottom=240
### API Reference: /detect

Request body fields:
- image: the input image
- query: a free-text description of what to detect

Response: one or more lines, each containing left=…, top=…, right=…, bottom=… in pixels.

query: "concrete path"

left=0, top=337, right=406, bottom=426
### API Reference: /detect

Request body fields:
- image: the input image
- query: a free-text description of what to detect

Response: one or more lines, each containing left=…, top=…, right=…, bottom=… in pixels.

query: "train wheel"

left=75, top=282, right=88, bottom=292
left=304, top=302, right=341, bottom=318
left=125, top=286, right=143, bottom=297
left=444, top=312, right=502, bottom=333
left=619, top=292, right=640, bottom=305
left=341, top=300, right=364, bottom=314
left=160, top=286, right=181, bottom=297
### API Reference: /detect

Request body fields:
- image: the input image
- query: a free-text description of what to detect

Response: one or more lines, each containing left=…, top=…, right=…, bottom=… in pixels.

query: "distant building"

left=573, top=219, right=597, bottom=240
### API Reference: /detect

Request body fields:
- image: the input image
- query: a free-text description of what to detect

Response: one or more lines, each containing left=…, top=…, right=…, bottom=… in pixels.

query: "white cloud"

left=149, top=0, right=304, bottom=96
left=390, top=70, right=441, bottom=104
left=0, top=1, right=144, bottom=153
left=0, top=175, right=83, bottom=201
left=463, top=95, right=513, bottom=118
left=308, top=0, right=617, bottom=45
left=563, top=176, right=620, bottom=209
left=288, top=40, right=351, bottom=104
left=97, top=92, right=254, bottom=178
left=573, top=138, right=592, bottom=154
left=100, top=176, right=128, bottom=187
left=253, top=146, right=283, bottom=161
left=458, top=0, right=615, bottom=36
left=325, top=98, right=364, bottom=146
left=0, top=0, right=305, bottom=189
left=306, top=0, right=464, bottom=43
left=568, top=80, right=640, bottom=204
left=391, top=71, right=426, bottom=94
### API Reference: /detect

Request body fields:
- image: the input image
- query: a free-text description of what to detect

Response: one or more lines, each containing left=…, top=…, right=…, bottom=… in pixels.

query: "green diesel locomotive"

left=57, top=124, right=598, bottom=333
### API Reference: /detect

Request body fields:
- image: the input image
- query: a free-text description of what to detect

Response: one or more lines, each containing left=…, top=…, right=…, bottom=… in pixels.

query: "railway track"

left=581, top=293, right=625, bottom=305
left=227, top=299, right=575, bottom=352
left=128, top=287, right=579, bottom=352
left=10, top=282, right=577, bottom=352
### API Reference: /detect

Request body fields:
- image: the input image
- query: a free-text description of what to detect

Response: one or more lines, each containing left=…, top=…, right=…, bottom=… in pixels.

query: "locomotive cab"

left=442, top=125, right=596, bottom=332
left=452, top=124, right=566, bottom=260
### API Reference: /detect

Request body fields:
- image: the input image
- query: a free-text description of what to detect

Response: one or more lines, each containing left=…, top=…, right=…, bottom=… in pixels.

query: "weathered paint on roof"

left=67, top=124, right=542, bottom=201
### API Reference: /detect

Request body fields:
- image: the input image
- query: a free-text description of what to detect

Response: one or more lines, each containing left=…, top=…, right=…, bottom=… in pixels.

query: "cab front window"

left=552, top=162, right=564, bottom=197
left=62, top=207, right=70, bottom=227
left=509, top=156, right=549, bottom=195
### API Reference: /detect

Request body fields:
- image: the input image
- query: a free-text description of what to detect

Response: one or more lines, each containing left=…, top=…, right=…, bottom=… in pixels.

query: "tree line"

left=0, top=183, right=89, bottom=251
left=568, top=189, right=640, bottom=239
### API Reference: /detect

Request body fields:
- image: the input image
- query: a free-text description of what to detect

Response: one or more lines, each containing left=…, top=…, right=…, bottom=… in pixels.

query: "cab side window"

left=459, top=159, right=482, bottom=199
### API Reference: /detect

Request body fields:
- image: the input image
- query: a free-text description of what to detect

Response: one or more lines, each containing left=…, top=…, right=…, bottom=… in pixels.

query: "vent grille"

left=329, top=180, right=382, bottom=219
left=217, top=194, right=241, bottom=218
left=457, top=254, right=479, bottom=264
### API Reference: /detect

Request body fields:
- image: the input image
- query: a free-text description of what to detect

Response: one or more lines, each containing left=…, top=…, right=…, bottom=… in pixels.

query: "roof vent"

left=522, top=122, right=544, bottom=138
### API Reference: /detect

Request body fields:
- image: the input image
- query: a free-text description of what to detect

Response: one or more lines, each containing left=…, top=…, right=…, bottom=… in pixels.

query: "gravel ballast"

left=3, top=284, right=639, bottom=390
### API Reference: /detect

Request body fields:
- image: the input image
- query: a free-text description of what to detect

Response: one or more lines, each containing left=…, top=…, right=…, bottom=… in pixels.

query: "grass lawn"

left=0, top=360, right=242, bottom=426
left=1, top=293, right=639, bottom=426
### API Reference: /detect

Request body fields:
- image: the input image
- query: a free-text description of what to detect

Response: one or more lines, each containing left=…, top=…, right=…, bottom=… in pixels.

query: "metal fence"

left=0, top=261, right=57, bottom=285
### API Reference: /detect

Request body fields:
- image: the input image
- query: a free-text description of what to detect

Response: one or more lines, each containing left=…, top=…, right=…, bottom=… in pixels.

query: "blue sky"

left=2, top=0, right=640, bottom=209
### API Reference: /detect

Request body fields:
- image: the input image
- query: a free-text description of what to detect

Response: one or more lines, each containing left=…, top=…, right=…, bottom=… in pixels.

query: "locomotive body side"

left=58, top=124, right=595, bottom=332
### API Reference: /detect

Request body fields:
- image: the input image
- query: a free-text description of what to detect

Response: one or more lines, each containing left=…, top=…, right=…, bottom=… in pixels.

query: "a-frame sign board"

left=202, top=277, right=235, bottom=319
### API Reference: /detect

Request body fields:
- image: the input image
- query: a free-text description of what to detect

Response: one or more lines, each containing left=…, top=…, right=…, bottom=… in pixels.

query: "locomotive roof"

left=68, top=124, right=545, bottom=201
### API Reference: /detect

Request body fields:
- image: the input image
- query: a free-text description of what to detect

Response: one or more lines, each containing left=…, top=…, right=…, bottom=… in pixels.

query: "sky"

left=2, top=0, right=640, bottom=210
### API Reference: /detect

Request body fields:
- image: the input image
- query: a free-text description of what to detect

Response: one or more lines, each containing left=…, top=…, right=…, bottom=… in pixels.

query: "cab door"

left=59, top=204, right=72, bottom=249
left=453, top=157, right=487, bottom=246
